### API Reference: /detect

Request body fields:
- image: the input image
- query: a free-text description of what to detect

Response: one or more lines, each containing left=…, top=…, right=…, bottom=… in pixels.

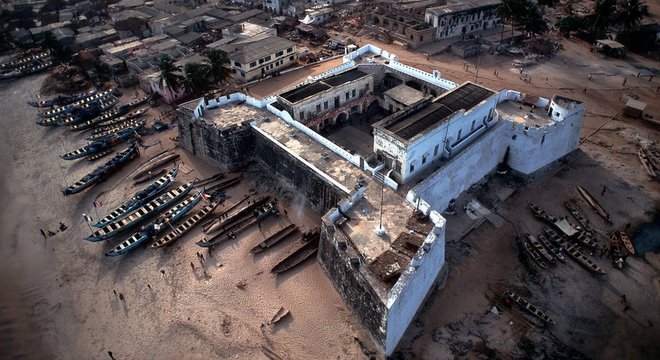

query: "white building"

left=301, top=7, right=334, bottom=25
left=226, top=35, right=297, bottom=81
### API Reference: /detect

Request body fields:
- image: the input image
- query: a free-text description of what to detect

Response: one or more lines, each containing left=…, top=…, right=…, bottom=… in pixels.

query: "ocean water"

left=633, top=215, right=660, bottom=256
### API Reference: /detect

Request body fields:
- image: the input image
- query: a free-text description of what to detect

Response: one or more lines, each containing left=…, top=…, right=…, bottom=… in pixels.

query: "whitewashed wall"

left=385, top=211, right=446, bottom=355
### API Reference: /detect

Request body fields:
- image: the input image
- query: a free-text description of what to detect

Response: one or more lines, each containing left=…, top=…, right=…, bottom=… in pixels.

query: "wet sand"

left=0, top=74, right=369, bottom=359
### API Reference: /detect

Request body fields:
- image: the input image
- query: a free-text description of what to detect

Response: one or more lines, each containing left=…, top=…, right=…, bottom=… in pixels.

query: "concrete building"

left=222, top=22, right=277, bottom=41
left=276, top=68, right=374, bottom=131
left=382, top=84, right=427, bottom=113
left=373, top=82, right=498, bottom=183
left=370, top=1, right=439, bottom=49
left=425, top=0, right=501, bottom=40
left=301, top=7, right=334, bottom=25
left=226, top=35, right=297, bottom=81
left=176, top=44, right=585, bottom=356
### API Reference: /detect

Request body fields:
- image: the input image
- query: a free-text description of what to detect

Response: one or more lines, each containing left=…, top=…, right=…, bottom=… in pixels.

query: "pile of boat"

left=0, top=50, right=54, bottom=80
left=525, top=200, right=606, bottom=275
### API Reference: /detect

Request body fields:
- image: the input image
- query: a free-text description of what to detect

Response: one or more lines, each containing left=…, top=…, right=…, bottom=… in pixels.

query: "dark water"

left=633, top=215, right=660, bottom=256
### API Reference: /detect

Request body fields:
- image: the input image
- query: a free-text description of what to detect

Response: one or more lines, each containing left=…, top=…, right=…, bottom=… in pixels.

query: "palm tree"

left=183, top=62, right=210, bottom=97
left=584, top=0, right=617, bottom=39
left=41, top=30, right=58, bottom=51
left=205, top=49, right=232, bottom=84
left=519, top=2, right=548, bottom=35
left=157, top=55, right=183, bottom=95
left=93, top=61, right=112, bottom=85
left=616, top=0, right=645, bottom=32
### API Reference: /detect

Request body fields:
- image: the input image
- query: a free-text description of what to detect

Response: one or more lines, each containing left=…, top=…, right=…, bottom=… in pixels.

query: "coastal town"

left=0, top=0, right=659, bottom=359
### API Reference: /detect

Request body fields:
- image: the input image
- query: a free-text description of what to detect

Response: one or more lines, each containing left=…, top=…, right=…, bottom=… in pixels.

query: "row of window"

left=299, top=85, right=367, bottom=120
left=245, top=47, right=295, bottom=69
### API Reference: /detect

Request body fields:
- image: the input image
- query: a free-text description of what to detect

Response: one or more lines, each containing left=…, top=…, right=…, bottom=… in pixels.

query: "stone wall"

left=252, top=128, right=346, bottom=214
left=318, top=220, right=389, bottom=350
left=177, top=113, right=255, bottom=171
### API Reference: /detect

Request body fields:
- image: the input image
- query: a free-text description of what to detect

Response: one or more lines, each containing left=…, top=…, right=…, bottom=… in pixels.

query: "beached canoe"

left=105, top=191, right=203, bottom=256
left=250, top=224, right=298, bottom=254
left=60, top=127, right=139, bottom=160
left=151, top=200, right=220, bottom=248
left=505, top=291, right=556, bottom=325
left=62, top=143, right=139, bottom=196
left=85, top=181, right=194, bottom=241
left=271, top=231, right=320, bottom=274
left=94, top=166, right=179, bottom=228
left=28, top=89, right=97, bottom=108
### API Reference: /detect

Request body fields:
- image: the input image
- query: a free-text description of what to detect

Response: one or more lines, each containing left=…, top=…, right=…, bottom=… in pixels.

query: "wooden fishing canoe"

left=150, top=200, right=219, bottom=248
left=271, top=233, right=320, bottom=274
left=85, top=181, right=194, bottom=241
left=505, top=291, right=556, bottom=325
left=618, top=228, right=635, bottom=255
left=250, top=224, right=298, bottom=254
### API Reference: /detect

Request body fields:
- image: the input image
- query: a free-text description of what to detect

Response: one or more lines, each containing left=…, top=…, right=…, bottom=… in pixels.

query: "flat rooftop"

left=383, top=84, right=426, bottom=106
left=322, top=68, right=368, bottom=87
left=280, top=82, right=331, bottom=103
left=278, top=68, right=369, bottom=104
left=496, top=100, right=554, bottom=127
left=179, top=100, right=271, bottom=128
left=385, top=82, right=495, bottom=140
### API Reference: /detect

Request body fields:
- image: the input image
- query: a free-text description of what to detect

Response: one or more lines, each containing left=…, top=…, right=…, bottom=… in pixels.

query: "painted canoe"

left=85, top=181, right=194, bottom=241
left=151, top=200, right=220, bottom=248
left=93, top=107, right=149, bottom=131
left=60, top=127, right=139, bottom=160
left=63, top=143, right=139, bottom=195
left=94, top=166, right=179, bottom=228
left=37, top=89, right=117, bottom=118
left=57, top=97, right=119, bottom=126
left=67, top=104, right=128, bottom=131
left=105, top=192, right=203, bottom=256
left=271, top=233, right=320, bottom=274
left=537, top=233, right=565, bottom=262
left=131, top=154, right=181, bottom=182
left=28, top=89, right=97, bottom=108
left=564, top=201, right=593, bottom=233
left=87, top=119, right=146, bottom=142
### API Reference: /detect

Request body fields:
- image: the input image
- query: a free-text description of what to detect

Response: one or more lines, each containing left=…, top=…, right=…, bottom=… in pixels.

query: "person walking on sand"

left=113, top=290, right=117, bottom=296
left=601, top=186, right=607, bottom=196
left=108, top=351, right=115, bottom=360
left=118, top=293, right=124, bottom=302
left=40, top=229, right=47, bottom=239
left=190, top=262, right=195, bottom=271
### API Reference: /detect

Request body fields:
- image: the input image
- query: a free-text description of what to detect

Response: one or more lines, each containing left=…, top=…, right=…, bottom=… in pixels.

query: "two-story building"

left=373, top=82, right=498, bottom=183
left=227, top=35, right=297, bottom=81
left=276, top=68, right=374, bottom=131
left=425, top=0, right=500, bottom=40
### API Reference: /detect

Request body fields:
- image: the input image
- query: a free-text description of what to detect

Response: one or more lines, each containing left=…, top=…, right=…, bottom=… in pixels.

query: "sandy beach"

left=0, top=74, right=370, bottom=359
left=1, top=34, right=660, bottom=359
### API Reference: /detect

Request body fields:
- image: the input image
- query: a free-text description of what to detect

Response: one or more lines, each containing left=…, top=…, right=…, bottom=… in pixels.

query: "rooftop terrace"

left=179, top=100, right=271, bottom=129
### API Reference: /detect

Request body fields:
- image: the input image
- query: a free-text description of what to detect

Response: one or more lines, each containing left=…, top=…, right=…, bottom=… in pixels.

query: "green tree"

left=616, top=0, right=645, bottom=32
left=584, top=0, right=617, bottom=39
left=519, top=1, right=548, bottom=35
left=204, top=49, right=231, bottom=84
left=556, top=15, right=584, bottom=36
left=183, top=62, right=210, bottom=97
left=157, top=55, right=183, bottom=95
left=41, top=30, right=58, bottom=51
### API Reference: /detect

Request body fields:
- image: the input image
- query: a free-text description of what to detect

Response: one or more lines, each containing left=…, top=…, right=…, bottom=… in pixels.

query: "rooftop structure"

left=226, top=35, right=297, bottom=81
left=383, top=82, right=494, bottom=140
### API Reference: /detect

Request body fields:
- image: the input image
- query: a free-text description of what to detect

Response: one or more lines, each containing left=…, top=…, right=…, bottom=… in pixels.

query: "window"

left=422, top=154, right=428, bottom=164
left=324, top=101, right=328, bottom=110
left=240, top=71, right=245, bottom=78
left=259, top=59, right=264, bottom=64
left=234, top=61, right=241, bottom=67
left=457, top=129, right=462, bottom=140
left=289, top=55, right=294, bottom=61
left=410, top=162, right=415, bottom=173
left=299, top=111, right=304, bottom=120
left=334, top=96, right=340, bottom=108
left=365, top=83, right=370, bottom=91
left=276, top=51, right=283, bottom=57
left=352, top=89, right=356, bottom=98
left=471, top=120, right=476, bottom=131
left=434, top=144, right=439, bottom=157
left=264, top=55, right=272, bottom=61
left=250, top=61, right=256, bottom=68
left=345, top=92, right=349, bottom=100
left=316, top=104, right=321, bottom=112
left=287, top=47, right=293, bottom=53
